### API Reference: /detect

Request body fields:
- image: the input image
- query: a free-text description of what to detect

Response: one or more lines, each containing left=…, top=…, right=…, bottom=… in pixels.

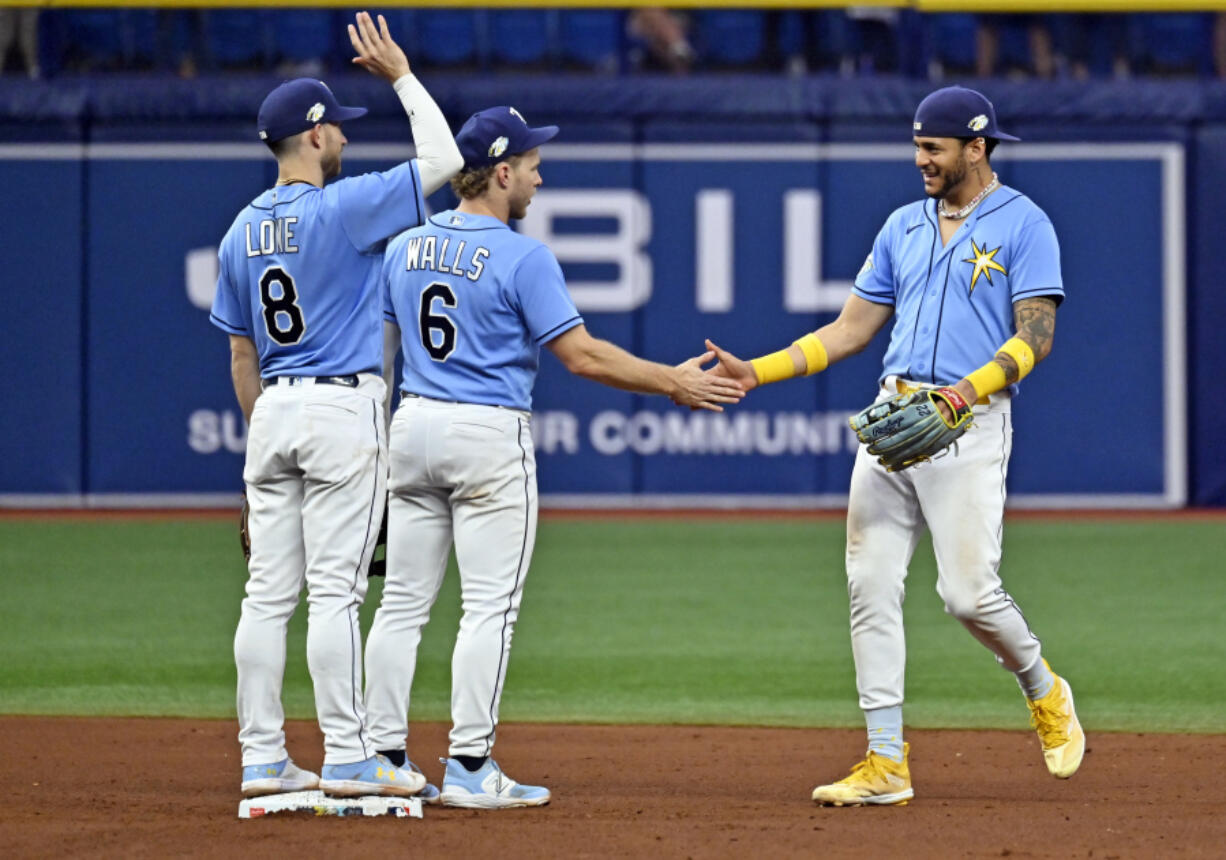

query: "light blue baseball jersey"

left=210, top=161, right=427, bottom=377
left=382, top=210, right=583, bottom=411
left=853, top=184, right=1064, bottom=387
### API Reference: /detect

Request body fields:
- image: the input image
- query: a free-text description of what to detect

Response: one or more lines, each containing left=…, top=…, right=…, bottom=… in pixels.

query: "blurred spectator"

left=0, top=7, right=40, bottom=78
left=976, top=14, right=1056, bottom=79
left=156, top=10, right=203, bottom=78
left=837, top=7, right=904, bottom=76
left=627, top=7, right=693, bottom=73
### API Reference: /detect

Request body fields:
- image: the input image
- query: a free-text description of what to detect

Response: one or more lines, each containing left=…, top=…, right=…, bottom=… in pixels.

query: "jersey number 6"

left=419, top=281, right=457, bottom=361
left=259, top=266, right=306, bottom=346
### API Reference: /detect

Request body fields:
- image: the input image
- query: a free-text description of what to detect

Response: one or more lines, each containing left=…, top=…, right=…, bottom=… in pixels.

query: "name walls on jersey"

left=533, top=409, right=859, bottom=457
left=401, top=234, right=489, bottom=280
left=183, top=407, right=859, bottom=458
left=182, top=189, right=854, bottom=314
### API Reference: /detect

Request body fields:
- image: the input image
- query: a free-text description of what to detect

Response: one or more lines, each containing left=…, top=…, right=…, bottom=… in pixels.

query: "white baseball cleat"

left=439, top=757, right=551, bottom=809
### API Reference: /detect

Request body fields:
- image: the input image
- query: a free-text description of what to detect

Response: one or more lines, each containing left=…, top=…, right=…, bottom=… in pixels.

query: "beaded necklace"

left=937, top=172, right=999, bottom=220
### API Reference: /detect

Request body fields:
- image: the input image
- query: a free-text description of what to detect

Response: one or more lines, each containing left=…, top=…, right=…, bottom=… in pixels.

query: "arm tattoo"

left=993, top=297, right=1057, bottom=382
left=1012, top=297, right=1057, bottom=359
left=996, top=352, right=1020, bottom=385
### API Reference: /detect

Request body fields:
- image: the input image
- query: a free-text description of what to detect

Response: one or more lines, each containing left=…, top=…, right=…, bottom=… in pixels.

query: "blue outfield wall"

left=0, top=75, right=1221, bottom=506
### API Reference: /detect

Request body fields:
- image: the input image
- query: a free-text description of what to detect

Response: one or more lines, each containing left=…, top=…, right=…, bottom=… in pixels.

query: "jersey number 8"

left=259, top=266, right=306, bottom=346
left=419, top=282, right=457, bottom=361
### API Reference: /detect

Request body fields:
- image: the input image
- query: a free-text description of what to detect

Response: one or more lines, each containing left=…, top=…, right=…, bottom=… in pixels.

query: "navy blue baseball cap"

left=258, top=78, right=368, bottom=143
left=455, top=106, right=559, bottom=169
left=912, top=86, right=1020, bottom=142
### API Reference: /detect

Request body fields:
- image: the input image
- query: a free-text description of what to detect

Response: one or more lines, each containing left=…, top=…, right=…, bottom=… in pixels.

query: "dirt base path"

left=1, top=717, right=1221, bottom=858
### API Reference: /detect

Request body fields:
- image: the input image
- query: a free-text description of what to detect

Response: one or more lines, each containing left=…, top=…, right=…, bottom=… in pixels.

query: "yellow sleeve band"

left=965, top=362, right=1007, bottom=400
left=964, top=336, right=1037, bottom=399
left=999, top=336, right=1036, bottom=381
left=750, top=349, right=797, bottom=385
left=792, top=333, right=829, bottom=376
left=749, top=333, right=829, bottom=385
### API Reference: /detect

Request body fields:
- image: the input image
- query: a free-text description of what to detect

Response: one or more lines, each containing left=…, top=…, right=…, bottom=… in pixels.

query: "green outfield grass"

left=0, top=516, right=1222, bottom=732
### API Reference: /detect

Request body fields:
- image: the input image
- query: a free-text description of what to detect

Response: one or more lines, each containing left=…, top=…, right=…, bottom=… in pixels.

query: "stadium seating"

left=559, top=11, right=623, bottom=72
left=1132, top=13, right=1213, bottom=76
left=695, top=10, right=766, bottom=69
left=21, top=9, right=1226, bottom=83
left=273, top=10, right=337, bottom=72
left=203, top=10, right=271, bottom=71
left=489, top=10, right=554, bottom=68
left=416, top=10, right=484, bottom=69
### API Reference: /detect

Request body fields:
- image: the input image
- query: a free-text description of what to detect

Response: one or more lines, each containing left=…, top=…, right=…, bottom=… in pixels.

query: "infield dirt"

left=1, top=717, right=1222, bottom=858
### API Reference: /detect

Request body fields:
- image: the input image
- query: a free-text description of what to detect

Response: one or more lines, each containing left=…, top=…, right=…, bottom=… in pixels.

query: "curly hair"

left=449, top=154, right=523, bottom=200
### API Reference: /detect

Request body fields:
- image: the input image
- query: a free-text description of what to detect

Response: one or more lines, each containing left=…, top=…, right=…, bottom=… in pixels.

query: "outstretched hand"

left=348, top=12, right=411, bottom=83
left=670, top=350, right=745, bottom=412
left=703, top=338, right=759, bottom=392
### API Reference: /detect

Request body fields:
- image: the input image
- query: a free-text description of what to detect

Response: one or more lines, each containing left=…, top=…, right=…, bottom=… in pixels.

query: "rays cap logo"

left=912, top=86, right=1020, bottom=142
left=257, top=78, right=368, bottom=144
left=456, top=105, right=559, bottom=170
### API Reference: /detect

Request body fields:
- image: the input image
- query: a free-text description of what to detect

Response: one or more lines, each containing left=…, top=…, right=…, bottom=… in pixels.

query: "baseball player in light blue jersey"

left=210, top=12, right=462, bottom=801
left=363, top=106, right=744, bottom=808
left=706, top=86, right=1084, bottom=805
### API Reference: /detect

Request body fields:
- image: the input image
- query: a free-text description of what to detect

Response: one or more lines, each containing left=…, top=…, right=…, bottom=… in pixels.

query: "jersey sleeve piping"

left=535, top=315, right=584, bottom=344
left=1012, top=286, right=1065, bottom=305
left=408, top=159, right=424, bottom=227
left=851, top=287, right=895, bottom=306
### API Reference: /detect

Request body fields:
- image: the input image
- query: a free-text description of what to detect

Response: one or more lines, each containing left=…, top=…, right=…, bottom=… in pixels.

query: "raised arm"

left=348, top=11, right=462, bottom=195
left=546, top=324, right=744, bottom=412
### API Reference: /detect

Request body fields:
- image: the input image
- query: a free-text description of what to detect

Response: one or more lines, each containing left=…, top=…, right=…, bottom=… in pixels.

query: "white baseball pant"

left=235, top=373, right=387, bottom=766
left=846, top=382, right=1042, bottom=711
left=365, top=395, right=537, bottom=759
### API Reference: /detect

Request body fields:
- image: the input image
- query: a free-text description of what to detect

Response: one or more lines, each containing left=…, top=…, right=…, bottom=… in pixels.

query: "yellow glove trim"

left=965, top=336, right=1036, bottom=399
left=792, top=333, right=829, bottom=376
left=750, top=349, right=797, bottom=385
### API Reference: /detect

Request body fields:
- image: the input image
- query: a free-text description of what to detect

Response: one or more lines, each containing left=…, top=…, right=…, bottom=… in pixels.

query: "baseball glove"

left=849, top=386, right=974, bottom=472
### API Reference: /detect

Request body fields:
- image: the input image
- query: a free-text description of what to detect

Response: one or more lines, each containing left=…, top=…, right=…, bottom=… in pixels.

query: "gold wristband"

left=999, top=336, right=1036, bottom=381
left=749, top=349, right=797, bottom=385
left=965, top=336, right=1037, bottom=399
left=792, top=333, right=829, bottom=376
left=965, top=361, right=1008, bottom=400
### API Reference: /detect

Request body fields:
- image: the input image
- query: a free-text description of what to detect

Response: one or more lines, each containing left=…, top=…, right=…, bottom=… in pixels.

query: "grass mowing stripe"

left=0, top=518, right=1222, bottom=732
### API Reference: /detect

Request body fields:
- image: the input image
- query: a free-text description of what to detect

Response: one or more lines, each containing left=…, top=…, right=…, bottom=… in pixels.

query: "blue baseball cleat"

left=319, top=754, right=427, bottom=798
left=439, top=757, right=550, bottom=809
left=240, top=758, right=319, bottom=798
left=405, top=760, right=441, bottom=805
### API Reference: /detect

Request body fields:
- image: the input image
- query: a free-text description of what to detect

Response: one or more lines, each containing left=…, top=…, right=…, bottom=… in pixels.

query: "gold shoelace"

left=1029, top=694, right=1070, bottom=747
